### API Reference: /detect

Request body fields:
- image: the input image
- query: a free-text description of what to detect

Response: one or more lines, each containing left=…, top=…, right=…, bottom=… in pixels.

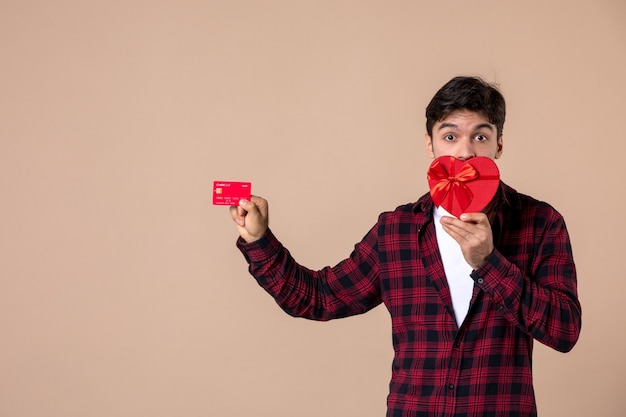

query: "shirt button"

left=477, top=278, right=484, bottom=284
left=448, top=384, right=455, bottom=390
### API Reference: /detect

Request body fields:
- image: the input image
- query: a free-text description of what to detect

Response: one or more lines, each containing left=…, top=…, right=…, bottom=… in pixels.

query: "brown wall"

left=1, top=1, right=624, bottom=416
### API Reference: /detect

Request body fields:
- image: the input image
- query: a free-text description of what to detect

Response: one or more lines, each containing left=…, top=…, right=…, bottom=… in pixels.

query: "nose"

left=455, top=139, right=475, bottom=161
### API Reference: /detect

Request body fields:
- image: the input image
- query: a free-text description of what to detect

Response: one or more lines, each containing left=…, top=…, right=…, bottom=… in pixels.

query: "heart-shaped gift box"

left=427, top=156, right=500, bottom=218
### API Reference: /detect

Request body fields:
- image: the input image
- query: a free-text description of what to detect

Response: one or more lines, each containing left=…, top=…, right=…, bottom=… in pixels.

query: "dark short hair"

left=425, top=76, right=506, bottom=137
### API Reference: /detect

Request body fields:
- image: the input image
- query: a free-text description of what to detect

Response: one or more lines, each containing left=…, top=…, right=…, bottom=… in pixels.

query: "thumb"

left=459, top=212, right=489, bottom=226
left=245, top=195, right=268, bottom=218
left=238, top=195, right=269, bottom=241
left=239, top=198, right=259, bottom=220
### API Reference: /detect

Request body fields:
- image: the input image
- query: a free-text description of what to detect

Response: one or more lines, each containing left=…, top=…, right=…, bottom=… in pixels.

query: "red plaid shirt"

left=237, top=183, right=581, bottom=417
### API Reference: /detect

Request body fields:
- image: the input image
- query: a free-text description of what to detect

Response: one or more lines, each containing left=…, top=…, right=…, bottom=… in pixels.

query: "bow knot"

left=428, top=156, right=479, bottom=212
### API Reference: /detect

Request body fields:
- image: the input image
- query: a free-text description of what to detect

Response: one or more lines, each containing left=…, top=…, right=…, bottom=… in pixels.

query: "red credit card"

left=212, top=181, right=251, bottom=206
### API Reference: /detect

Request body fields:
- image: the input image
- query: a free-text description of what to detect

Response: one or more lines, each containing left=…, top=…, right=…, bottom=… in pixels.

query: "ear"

left=425, top=133, right=435, bottom=158
left=495, top=135, right=504, bottom=159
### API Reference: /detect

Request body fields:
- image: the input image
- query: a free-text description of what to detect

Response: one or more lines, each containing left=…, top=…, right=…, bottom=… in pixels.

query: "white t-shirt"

left=433, top=206, right=474, bottom=328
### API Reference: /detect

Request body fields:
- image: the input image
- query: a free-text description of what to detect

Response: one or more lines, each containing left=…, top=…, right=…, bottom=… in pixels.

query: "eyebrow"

left=474, top=123, right=495, bottom=132
left=437, top=122, right=495, bottom=132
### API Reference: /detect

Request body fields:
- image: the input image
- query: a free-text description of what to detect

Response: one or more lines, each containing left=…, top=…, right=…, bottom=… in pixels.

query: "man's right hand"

left=229, top=195, right=269, bottom=243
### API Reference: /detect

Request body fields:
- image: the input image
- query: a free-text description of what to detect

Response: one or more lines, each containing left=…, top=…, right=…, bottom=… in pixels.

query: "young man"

left=229, top=76, right=581, bottom=417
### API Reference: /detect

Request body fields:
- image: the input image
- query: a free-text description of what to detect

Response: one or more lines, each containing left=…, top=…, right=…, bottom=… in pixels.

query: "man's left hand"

left=440, top=212, right=494, bottom=270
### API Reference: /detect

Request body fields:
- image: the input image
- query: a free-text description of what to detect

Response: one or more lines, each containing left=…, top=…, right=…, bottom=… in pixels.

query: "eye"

left=474, top=134, right=488, bottom=141
left=444, top=134, right=455, bottom=141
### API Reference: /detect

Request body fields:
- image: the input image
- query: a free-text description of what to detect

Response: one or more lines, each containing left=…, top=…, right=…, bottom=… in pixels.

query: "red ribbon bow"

left=428, top=156, right=479, bottom=212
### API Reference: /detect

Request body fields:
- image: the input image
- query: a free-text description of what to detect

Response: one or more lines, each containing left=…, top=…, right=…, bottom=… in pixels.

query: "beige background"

left=1, top=1, right=624, bottom=416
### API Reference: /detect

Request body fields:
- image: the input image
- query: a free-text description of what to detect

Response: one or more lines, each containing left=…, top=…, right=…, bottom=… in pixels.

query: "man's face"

left=425, top=110, right=503, bottom=161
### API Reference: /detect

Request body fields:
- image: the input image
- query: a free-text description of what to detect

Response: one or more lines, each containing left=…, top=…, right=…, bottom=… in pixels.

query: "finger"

left=229, top=203, right=248, bottom=224
left=459, top=212, right=489, bottom=226
left=229, top=205, right=238, bottom=220
left=441, top=222, right=469, bottom=244
left=440, top=216, right=480, bottom=243
left=440, top=216, right=471, bottom=233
